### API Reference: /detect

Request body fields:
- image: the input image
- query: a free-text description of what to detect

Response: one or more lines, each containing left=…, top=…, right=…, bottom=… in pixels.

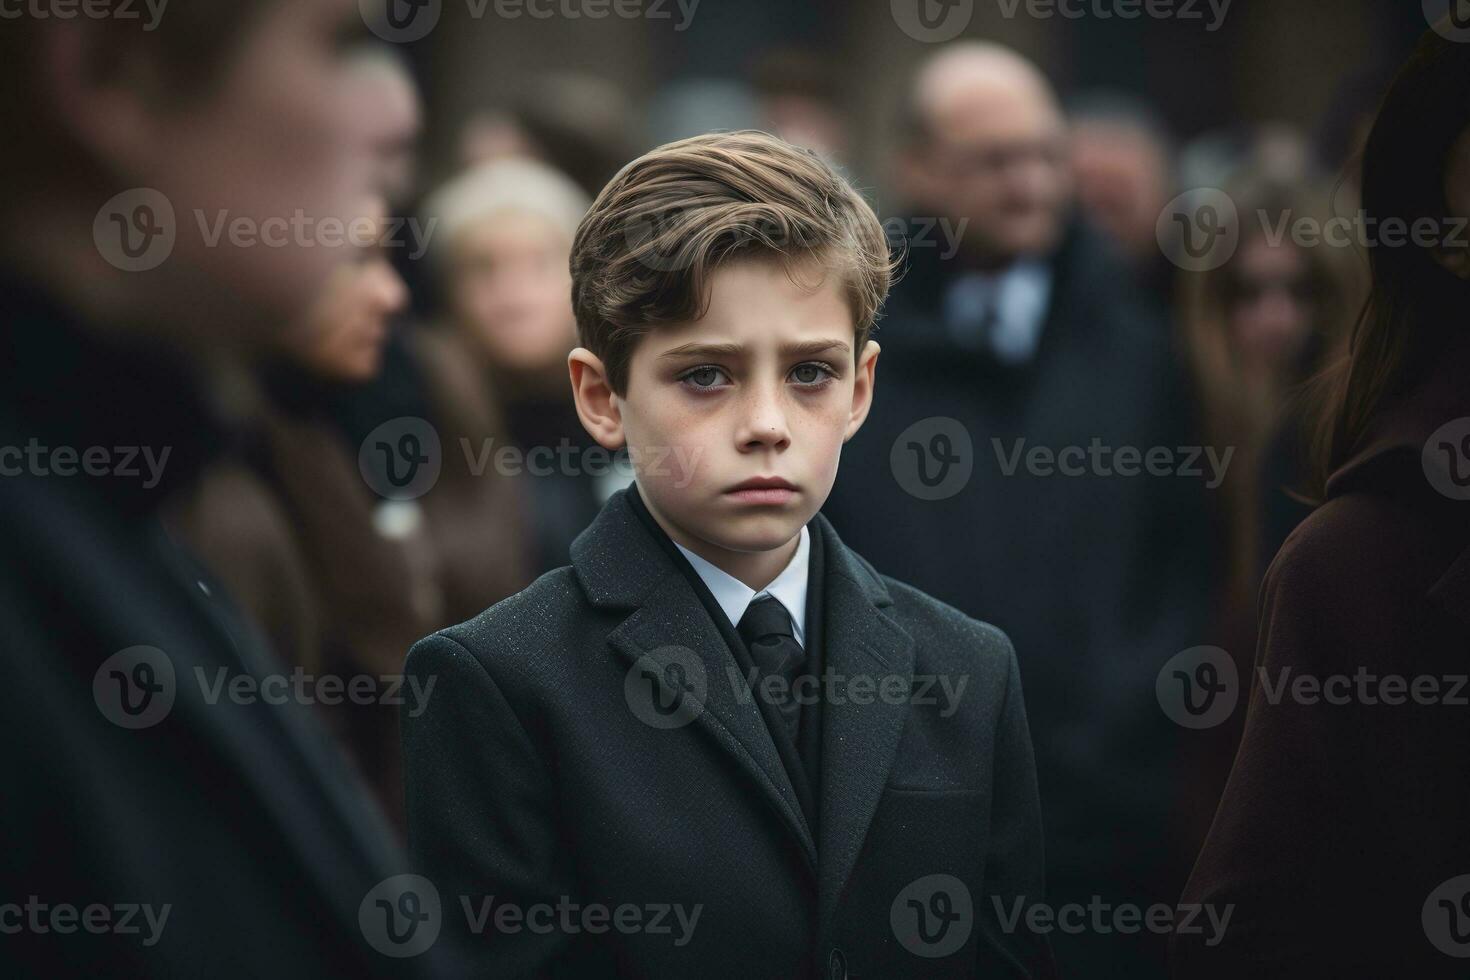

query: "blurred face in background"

left=902, top=48, right=1072, bottom=266
left=447, top=210, right=577, bottom=377
left=288, top=197, right=408, bottom=383
left=1071, top=121, right=1173, bottom=262
left=35, top=0, right=414, bottom=347
left=1225, top=237, right=1317, bottom=375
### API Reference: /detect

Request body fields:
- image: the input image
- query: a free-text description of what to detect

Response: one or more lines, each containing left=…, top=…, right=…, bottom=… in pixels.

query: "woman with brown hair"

left=1173, top=22, right=1470, bottom=977
left=1170, top=170, right=1363, bottom=884
left=1178, top=172, right=1361, bottom=642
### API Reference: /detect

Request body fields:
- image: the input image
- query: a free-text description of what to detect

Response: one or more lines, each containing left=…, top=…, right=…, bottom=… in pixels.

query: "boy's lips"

left=726, top=476, right=797, bottom=492
left=724, top=477, right=798, bottom=505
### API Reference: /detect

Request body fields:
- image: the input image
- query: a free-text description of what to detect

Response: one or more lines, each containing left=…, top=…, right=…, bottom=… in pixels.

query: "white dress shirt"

left=673, top=525, right=810, bottom=649
left=942, top=258, right=1054, bottom=365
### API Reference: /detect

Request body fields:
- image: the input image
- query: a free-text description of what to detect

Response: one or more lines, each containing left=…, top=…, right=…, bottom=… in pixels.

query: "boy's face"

left=605, top=257, right=878, bottom=563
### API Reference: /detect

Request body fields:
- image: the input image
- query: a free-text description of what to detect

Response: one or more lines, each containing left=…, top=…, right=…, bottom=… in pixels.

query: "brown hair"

left=1306, top=23, right=1470, bottom=496
left=1177, top=170, right=1362, bottom=600
left=570, top=130, right=896, bottom=396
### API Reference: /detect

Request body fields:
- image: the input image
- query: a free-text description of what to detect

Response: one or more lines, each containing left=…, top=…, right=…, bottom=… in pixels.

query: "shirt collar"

left=673, top=525, right=811, bottom=647
left=944, top=258, right=1053, bottom=364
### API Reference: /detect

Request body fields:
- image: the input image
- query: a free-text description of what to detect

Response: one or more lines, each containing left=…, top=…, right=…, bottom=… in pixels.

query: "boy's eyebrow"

left=658, top=339, right=852, bottom=360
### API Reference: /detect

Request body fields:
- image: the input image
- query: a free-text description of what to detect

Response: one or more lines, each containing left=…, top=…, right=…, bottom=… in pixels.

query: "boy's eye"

left=791, top=362, right=834, bottom=386
left=678, top=362, right=836, bottom=392
left=681, top=366, right=729, bottom=389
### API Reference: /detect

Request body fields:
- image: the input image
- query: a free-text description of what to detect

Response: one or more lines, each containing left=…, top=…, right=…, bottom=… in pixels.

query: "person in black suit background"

left=822, top=43, right=1214, bottom=978
left=402, top=131, right=1054, bottom=978
left=0, top=4, right=461, bottom=976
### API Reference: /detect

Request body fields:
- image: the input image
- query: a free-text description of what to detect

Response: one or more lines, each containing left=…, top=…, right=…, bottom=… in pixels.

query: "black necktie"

left=736, top=595, right=805, bottom=748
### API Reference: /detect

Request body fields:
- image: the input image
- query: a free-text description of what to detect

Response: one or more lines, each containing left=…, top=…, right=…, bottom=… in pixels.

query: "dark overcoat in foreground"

left=403, top=485, right=1054, bottom=978
left=1173, top=335, right=1470, bottom=977
left=0, top=277, right=462, bottom=978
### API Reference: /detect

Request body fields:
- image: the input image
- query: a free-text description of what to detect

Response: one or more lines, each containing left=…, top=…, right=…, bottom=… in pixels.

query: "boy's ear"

left=843, top=339, right=881, bottom=442
left=568, top=347, right=626, bottom=450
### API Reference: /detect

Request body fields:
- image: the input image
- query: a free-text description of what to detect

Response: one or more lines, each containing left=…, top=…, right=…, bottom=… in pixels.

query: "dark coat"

left=1172, top=336, right=1470, bottom=977
left=823, top=222, right=1214, bottom=969
left=401, top=485, right=1054, bottom=978
left=0, top=278, right=463, bottom=978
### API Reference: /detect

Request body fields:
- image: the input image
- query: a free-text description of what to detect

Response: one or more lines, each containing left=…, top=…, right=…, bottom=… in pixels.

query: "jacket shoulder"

left=411, top=565, right=591, bottom=673
left=877, top=571, right=1018, bottom=672
left=1259, top=487, right=1467, bottom=678
left=1268, top=487, right=1458, bottom=618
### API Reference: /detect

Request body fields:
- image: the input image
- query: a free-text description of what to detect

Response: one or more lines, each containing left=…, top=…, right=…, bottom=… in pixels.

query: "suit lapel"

left=573, top=489, right=818, bottom=870
left=811, top=511, right=916, bottom=939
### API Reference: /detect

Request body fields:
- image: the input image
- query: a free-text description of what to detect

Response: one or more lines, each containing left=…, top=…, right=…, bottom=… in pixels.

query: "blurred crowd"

left=1, top=6, right=1392, bottom=977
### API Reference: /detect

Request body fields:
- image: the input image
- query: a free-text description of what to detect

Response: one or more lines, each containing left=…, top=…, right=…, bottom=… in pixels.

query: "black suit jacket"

left=402, top=486, right=1053, bottom=978
left=0, top=278, right=463, bottom=977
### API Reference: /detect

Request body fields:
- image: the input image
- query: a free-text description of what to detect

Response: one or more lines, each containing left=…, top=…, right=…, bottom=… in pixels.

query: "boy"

left=403, top=131, right=1051, bottom=978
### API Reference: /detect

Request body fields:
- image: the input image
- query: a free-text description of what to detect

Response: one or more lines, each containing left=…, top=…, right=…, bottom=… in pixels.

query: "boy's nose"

left=736, top=383, right=792, bottom=450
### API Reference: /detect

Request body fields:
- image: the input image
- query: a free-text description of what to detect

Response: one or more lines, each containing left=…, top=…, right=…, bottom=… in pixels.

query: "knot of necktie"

left=737, top=596, right=805, bottom=749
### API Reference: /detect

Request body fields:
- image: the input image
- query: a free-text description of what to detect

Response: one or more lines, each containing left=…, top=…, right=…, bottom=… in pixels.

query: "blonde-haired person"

left=418, top=158, right=618, bottom=573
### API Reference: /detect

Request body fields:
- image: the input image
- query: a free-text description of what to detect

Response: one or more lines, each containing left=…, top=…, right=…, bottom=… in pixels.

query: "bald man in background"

left=823, top=43, right=1213, bottom=979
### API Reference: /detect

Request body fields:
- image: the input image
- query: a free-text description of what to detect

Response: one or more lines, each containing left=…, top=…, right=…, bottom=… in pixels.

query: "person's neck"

left=0, top=201, right=257, bottom=365
left=636, top=482, right=799, bottom=592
